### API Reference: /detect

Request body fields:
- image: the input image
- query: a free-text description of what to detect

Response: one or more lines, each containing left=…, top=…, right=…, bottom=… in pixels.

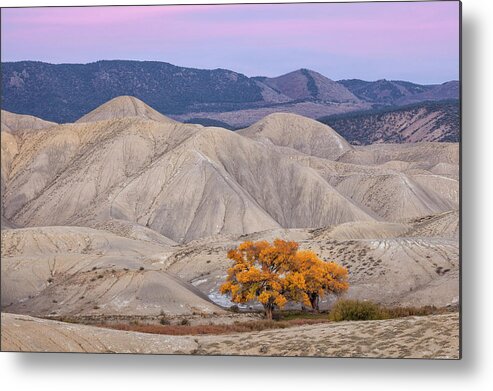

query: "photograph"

left=0, top=0, right=461, bottom=359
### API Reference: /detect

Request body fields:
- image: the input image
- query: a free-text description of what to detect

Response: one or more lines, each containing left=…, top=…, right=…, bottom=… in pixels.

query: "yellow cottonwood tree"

left=220, top=239, right=306, bottom=320
left=220, top=239, right=349, bottom=318
left=294, top=250, right=349, bottom=311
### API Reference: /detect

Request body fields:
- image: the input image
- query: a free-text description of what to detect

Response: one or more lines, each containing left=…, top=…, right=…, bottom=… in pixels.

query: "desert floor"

left=1, top=312, right=459, bottom=359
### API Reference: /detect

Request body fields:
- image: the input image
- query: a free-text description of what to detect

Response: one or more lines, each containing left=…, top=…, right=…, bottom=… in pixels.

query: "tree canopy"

left=220, top=239, right=349, bottom=319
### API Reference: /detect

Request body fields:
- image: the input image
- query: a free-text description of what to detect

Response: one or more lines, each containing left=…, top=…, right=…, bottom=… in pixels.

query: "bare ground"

left=1, top=312, right=459, bottom=359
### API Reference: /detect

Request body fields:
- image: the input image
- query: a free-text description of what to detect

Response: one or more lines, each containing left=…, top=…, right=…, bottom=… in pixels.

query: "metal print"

left=0, top=1, right=461, bottom=358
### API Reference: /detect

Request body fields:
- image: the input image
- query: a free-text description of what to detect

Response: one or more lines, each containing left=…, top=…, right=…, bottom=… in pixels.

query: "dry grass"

left=95, top=318, right=329, bottom=336
left=67, top=305, right=458, bottom=337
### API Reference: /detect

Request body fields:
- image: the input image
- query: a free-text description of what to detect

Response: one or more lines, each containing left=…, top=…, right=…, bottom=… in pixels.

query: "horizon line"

left=1, top=58, right=458, bottom=85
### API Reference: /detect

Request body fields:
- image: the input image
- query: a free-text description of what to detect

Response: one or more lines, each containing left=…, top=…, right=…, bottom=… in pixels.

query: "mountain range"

left=2, top=60, right=459, bottom=128
left=339, top=79, right=459, bottom=106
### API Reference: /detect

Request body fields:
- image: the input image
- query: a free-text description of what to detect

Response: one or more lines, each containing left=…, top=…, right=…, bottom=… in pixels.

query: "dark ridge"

left=300, top=68, right=319, bottom=97
left=318, top=99, right=460, bottom=145
left=1, top=60, right=264, bottom=123
left=2, top=59, right=459, bottom=125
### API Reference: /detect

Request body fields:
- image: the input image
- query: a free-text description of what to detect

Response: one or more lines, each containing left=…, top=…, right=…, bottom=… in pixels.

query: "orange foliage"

left=220, top=239, right=349, bottom=318
left=293, top=251, right=349, bottom=310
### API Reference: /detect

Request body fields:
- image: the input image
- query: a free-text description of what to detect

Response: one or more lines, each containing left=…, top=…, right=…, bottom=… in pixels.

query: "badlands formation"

left=0, top=96, right=459, bottom=356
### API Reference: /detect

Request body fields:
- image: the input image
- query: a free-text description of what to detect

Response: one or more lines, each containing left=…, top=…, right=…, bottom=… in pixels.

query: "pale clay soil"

left=1, top=312, right=459, bottom=359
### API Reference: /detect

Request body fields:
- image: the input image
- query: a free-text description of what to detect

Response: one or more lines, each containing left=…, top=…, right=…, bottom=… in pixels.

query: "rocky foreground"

left=1, top=312, right=459, bottom=359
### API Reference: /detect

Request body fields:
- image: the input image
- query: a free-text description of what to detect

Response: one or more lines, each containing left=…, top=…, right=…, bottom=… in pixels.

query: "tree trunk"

left=264, top=304, right=273, bottom=320
left=310, top=294, right=320, bottom=312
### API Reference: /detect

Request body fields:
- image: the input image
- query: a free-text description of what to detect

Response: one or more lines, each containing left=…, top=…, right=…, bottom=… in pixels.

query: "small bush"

left=139, top=266, right=145, bottom=271
left=328, top=299, right=387, bottom=321
left=229, top=305, right=240, bottom=313
left=180, top=318, right=190, bottom=326
left=160, top=317, right=170, bottom=325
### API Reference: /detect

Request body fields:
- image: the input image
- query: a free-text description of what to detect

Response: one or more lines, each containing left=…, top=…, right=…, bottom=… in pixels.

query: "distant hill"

left=1, top=109, right=57, bottom=134
left=396, top=81, right=459, bottom=105
left=76, top=95, right=177, bottom=124
left=238, top=112, right=353, bottom=160
left=1, top=60, right=264, bottom=123
left=339, top=79, right=459, bottom=106
left=319, top=100, right=460, bottom=144
left=2, top=60, right=459, bottom=127
left=255, top=69, right=360, bottom=103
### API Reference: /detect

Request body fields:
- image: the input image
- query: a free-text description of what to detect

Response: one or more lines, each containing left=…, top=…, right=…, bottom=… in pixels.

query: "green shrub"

left=180, top=318, right=190, bottom=326
left=328, top=299, right=388, bottom=321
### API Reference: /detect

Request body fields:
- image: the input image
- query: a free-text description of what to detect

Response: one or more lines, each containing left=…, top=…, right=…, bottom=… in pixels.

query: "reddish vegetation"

left=95, top=318, right=329, bottom=336
left=78, top=305, right=457, bottom=337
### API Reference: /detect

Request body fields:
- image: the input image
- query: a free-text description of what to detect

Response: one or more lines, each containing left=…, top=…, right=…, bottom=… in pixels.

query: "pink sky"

left=0, top=2, right=460, bottom=83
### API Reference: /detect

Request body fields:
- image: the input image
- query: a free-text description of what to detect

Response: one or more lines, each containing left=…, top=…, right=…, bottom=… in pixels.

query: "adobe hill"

left=76, top=95, right=177, bottom=124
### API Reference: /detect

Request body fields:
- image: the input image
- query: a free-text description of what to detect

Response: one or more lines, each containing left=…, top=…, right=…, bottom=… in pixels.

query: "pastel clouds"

left=1, top=2, right=460, bottom=83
